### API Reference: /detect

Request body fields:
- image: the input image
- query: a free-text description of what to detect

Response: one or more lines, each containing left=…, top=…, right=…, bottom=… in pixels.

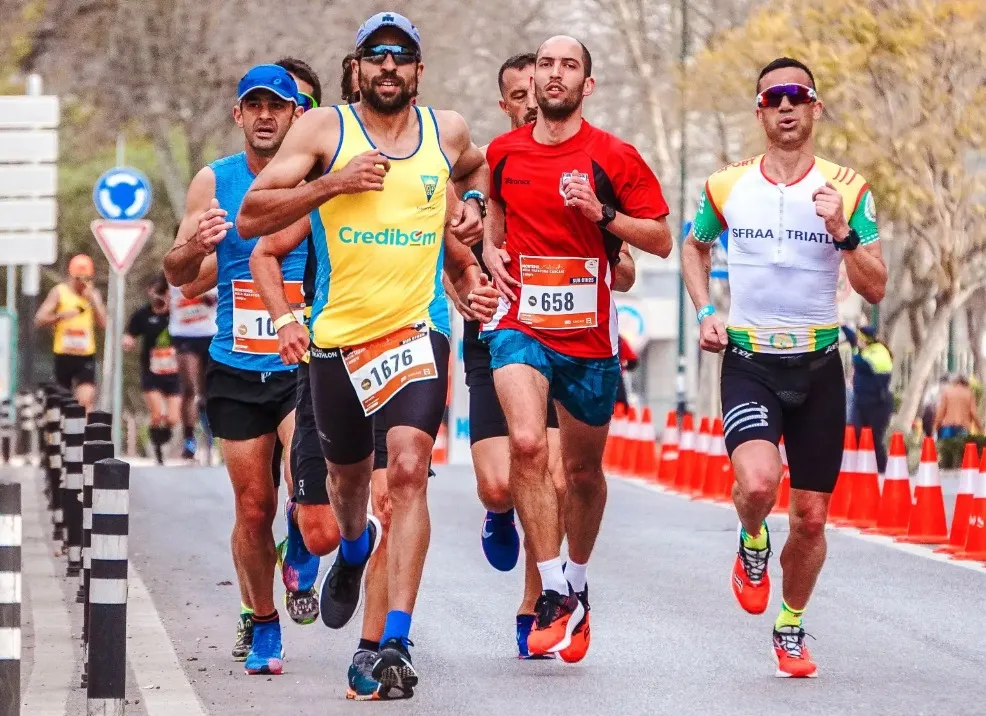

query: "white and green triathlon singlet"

left=692, top=155, right=879, bottom=354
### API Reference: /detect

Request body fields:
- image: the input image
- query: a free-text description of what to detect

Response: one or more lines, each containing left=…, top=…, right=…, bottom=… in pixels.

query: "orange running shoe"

left=731, top=523, right=772, bottom=615
left=559, top=585, right=590, bottom=663
left=773, top=626, right=818, bottom=678
left=527, top=587, right=584, bottom=656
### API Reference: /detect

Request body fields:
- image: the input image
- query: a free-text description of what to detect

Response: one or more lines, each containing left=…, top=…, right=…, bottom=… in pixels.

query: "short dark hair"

left=757, top=57, right=815, bottom=93
left=341, top=52, right=359, bottom=103
left=534, top=38, right=592, bottom=80
left=275, top=57, right=322, bottom=105
left=497, top=52, right=536, bottom=95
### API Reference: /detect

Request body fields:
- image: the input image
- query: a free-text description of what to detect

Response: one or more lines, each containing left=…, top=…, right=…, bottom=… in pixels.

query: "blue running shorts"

left=483, top=328, right=620, bottom=427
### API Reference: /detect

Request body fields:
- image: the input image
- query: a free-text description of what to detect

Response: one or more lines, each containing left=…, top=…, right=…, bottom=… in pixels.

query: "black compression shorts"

left=464, top=338, right=558, bottom=445
left=140, top=372, right=181, bottom=395
left=173, top=336, right=213, bottom=358
left=205, top=360, right=296, bottom=441
left=53, top=354, right=96, bottom=390
left=308, top=331, right=450, bottom=466
left=720, top=343, right=845, bottom=494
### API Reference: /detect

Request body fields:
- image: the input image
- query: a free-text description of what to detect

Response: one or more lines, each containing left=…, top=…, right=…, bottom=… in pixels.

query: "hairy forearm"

left=239, top=174, right=342, bottom=239
left=613, top=253, right=636, bottom=293
left=682, top=238, right=713, bottom=312
left=452, top=159, right=489, bottom=200
left=608, top=214, right=672, bottom=258
left=164, top=240, right=209, bottom=286
left=250, top=251, right=293, bottom=323
left=844, top=249, right=887, bottom=304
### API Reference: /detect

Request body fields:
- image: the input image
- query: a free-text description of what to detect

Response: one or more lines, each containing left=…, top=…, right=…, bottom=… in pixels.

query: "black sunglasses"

left=360, top=44, right=419, bottom=66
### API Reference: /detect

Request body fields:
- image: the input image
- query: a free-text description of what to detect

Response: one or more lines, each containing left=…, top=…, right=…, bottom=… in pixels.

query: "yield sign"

left=90, top=219, right=153, bottom=274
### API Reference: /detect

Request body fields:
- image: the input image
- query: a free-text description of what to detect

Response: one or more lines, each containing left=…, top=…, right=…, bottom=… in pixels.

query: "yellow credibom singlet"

left=52, top=283, right=95, bottom=356
left=309, top=104, right=451, bottom=349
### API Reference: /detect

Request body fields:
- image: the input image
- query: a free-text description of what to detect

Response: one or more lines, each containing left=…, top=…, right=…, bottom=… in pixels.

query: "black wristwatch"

left=596, top=204, right=617, bottom=228
left=833, top=228, right=861, bottom=251
left=462, top=190, right=487, bottom=219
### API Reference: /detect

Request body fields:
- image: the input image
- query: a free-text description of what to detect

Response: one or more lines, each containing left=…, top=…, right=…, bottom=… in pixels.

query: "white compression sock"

left=536, top=557, right=569, bottom=595
left=565, top=560, right=588, bottom=593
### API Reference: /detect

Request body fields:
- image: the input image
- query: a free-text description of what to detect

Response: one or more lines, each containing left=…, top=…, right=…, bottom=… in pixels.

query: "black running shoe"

left=319, top=514, right=381, bottom=629
left=231, top=612, right=253, bottom=661
left=372, top=638, right=417, bottom=698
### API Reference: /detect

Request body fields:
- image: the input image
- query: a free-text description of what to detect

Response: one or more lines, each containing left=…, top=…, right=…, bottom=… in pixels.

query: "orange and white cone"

left=829, top=426, right=857, bottom=525
left=691, top=417, right=711, bottom=495
left=674, top=413, right=696, bottom=494
left=936, top=442, right=979, bottom=554
left=952, top=452, right=986, bottom=563
left=632, top=407, right=657, bottom=480
left=846, top=427, right=881, bottom=529
left=657, top=411, right=679, bottom=487
left=432, top=422, right=448, bottom=464
left=699, top=417, right=726, bottom=500
left=897, top=437, right=949, bottom=544
left=604, top=403, right=627, bottom=473
left=772, top=438, right=791, bottom=514
left=865, top=432, right=912, bottom=536
left=617, top=406, right=639, bottom=478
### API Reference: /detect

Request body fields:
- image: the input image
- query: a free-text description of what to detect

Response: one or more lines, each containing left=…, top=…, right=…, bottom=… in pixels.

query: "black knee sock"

left=161, top=424, right=173, bottom=445
left=183, top=425, right=195, bottom=441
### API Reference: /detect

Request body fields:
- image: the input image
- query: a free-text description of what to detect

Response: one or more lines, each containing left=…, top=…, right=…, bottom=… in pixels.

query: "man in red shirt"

left=476, top=35, right=672, bottom=662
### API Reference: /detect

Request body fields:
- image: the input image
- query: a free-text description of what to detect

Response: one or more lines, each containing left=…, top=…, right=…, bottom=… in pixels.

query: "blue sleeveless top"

left=209, top=152, right=307, bottom=372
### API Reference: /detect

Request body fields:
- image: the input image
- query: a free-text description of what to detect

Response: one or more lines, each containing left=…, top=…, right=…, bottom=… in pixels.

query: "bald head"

left=536, top=35, right=592, bottom=79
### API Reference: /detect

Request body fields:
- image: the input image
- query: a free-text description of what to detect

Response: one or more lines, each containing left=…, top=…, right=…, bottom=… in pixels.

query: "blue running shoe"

left=517, top=614, right=554, bottom=660
left=244, top=619, right=284, bottom=675
left=181, top=437, right=196, bottom=461
left=347, top=649, right=413, bottom=701
left=277, top=499, right=320, bottom=625
left=482, top=509, right=520, bottom=572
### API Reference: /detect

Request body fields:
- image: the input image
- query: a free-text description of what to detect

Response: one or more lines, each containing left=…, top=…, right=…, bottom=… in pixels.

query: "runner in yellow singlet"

left=238, top=12, right=497, bottom=698
left=34, top=254, right=107, bottom=412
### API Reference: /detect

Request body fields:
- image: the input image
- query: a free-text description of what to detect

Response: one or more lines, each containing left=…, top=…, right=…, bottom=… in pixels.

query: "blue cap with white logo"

left=237, top=64, right=299, bottom=104
left=355, top=11, right=421, bottom=50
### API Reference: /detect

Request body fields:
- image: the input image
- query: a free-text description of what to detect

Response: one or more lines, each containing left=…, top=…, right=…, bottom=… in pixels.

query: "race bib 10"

left=232, top=280, right=305, bottom=355
left=342, top=324, right=438, bottom=416
left=518, top=255, right=599, bottom=330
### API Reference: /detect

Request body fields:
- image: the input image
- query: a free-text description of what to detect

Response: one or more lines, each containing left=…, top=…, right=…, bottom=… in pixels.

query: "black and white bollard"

left=80, top=434, right=112, bottom=621
left=0, top=481, right=21, bottom=716
left=45, top=392, right=64, bottom=540
left=63, top=403, right=86, bottom=577
left=87, top=458, right=129, bottom=716
left=0, top=399, right=11, bottom=465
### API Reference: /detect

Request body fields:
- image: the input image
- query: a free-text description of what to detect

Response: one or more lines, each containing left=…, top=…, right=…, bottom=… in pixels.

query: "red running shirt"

left=483, top=121, right=669, bottom=358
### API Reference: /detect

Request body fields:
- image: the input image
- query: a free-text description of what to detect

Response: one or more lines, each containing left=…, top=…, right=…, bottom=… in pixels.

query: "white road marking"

left=20, top=472, right=75, bottom=716
left=127, top=565, right=208, bottom=716
left=621, top=476, right=986, bottom=574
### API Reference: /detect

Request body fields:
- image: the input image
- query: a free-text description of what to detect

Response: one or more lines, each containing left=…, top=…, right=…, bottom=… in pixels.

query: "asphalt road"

left=15, top=462, right=986, bottom=716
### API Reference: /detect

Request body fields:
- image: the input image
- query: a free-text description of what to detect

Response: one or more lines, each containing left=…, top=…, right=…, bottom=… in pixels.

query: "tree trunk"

left=895, top=297, right=954, bottom=433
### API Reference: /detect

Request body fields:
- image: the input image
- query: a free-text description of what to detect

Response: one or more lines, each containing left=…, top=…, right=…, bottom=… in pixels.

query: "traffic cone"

left=657, top=411, right=679, bottom=487
left=673, top=413, right=696, bottom=493
left=897, top=437, right=949, bottom=544
left=699, top=417, right=726, bottom=499
left=432, top=422, right=448, bottom=464
left=846, top=427, right=881, bottom=529
left=952, top=451, right=986, bottom=562
left=619, top=406, right=640, bottom=477
left=865, top=432, right=912, bottom=536
left=829, top=426, right=857, bottom=525
left=632, top=407, right=657, bottom=480
left=719, top=460, right=736, bottom=503
left=772, top=438, right=791, bottom=514
left=691, top=417, right=711, bottom=494
left=936, top=442, right=980, bottom=554
left=604, top=403, right=626, bottom=472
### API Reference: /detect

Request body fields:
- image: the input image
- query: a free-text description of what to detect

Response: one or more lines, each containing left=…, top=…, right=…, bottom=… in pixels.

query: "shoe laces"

left=251, top=621, right=280, bottom=655
left=775, top=625, right=814, bottom=659
left=739, top=544, right=771, bottom=583
left=236, top=614, right=252, bottom=636
left=534, top=591, right=568, bottom=629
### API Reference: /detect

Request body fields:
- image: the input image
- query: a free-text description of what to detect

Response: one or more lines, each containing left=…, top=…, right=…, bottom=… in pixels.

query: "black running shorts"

left=140, top=371, right=181, bottom=396
left=308, top=331, right=450, bottom=466
left=720, top=343, right=846, bottom=494
left=205, top=360, right=296, bottom=441
left=173, top=336, right=213, bottom=359
left=465, top=339, right=558, bottom=445
left=53, top=353, right=96, bottom=390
